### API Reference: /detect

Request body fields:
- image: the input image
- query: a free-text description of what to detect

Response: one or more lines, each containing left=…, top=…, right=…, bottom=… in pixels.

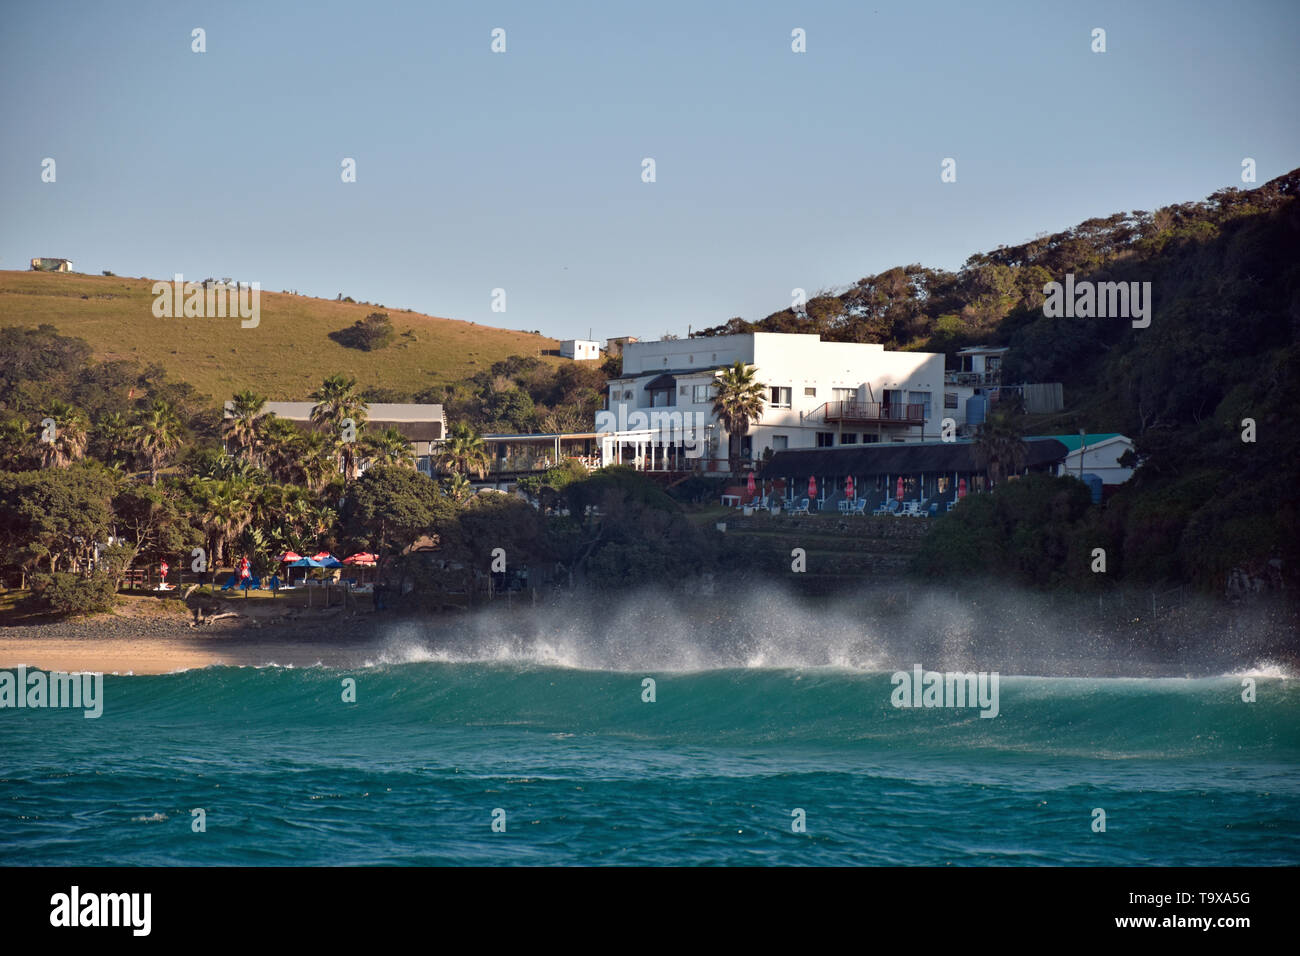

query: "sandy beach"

left=0, top=597, right=403, bottom=674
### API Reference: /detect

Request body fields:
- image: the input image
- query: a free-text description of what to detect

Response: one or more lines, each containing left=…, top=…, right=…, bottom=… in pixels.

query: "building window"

left=908, top=391, right=932, bottom=419
left=804, top=387, right=817, bottom=397
left=771, top=435, right=788, bottom=451
left=863, top=434, right=880, bottom=443
left=840, top=433, right=858, bottom=444
left=832, top=387, right=856, bottom=403
left=944, top=392, right=958, bottom=409
left=624, top=390, right=633, bottom=400
left=692, top=384, right=710, bottom=403
left=816, top=432, right=834, bottom=448
left=769, top=387, right=792, bottom=408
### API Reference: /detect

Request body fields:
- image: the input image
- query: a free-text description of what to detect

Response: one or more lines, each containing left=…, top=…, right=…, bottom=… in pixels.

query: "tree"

left=39, top=400, right=89, bottom=469
left=224, top=389, right=270, bottom=465
left=972, top=413, right=1029, bottom=486
left=363, top=427, right=415, bottom=469
left=343, top=466, right=456, bottom=559
left=436, top=422, right=491, bottom=478
left=330, top=312, right=396, bottom=351
left=310, top=374, right=368, bottom=480
left=439, top=473, right=472, bottom=502
left=710, top=362, right=767, bottom=474
left=0, top=466, right=115, bottom=575
left=112, top=483, right=197, bottom=582
left=94, top=411, right=133, bottom=467
left=0, top=417, right=39, bottom=471
left=131, top=399, right=186, bottom=485
left=189, top=477, right=255, bottom=570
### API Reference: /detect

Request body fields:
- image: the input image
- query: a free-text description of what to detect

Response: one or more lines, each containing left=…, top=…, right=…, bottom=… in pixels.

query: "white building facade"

left=597, top=332, right=971, bottom=473
left=560, top=339, right=601, bottom=360
left=1049, top=433, right=1135, bottom=486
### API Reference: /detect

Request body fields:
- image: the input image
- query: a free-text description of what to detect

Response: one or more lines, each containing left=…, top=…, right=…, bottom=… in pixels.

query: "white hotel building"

left=598, top=332, right=979, bottom=472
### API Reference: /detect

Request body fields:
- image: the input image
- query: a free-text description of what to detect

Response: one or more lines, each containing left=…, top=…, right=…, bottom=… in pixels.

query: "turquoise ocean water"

left=2, top=660, right=1298, bottom=866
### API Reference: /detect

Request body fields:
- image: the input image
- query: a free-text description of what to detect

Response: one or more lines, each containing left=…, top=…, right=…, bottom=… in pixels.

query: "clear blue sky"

left=2, top=0, right=1296, bottom=342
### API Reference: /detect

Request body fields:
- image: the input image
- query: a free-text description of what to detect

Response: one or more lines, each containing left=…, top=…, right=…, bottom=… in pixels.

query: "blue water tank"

left=1081, top=473, right=1103, bottom=504
left=965, top=395, right=987, bottom=427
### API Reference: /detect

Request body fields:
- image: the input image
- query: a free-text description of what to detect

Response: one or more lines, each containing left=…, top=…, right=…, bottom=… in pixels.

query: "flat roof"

left=758, top=438, right=1069, bottom=479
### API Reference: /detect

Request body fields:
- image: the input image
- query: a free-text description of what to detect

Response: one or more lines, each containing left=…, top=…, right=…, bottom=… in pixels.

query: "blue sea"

left=3, top=656, right=1298, bottom=866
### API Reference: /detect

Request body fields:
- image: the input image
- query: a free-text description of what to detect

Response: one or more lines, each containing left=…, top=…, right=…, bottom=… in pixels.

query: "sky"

left=2, top=0, right=1297, bottom=342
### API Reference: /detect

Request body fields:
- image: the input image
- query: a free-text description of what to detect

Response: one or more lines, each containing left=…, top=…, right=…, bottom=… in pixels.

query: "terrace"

left=817, top=400, right=927, bottom=426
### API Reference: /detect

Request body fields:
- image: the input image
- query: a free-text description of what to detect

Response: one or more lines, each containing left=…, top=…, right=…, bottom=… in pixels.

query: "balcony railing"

left=820, top=401, right=926, bottom=424
left=945, top=371, right=1002, bottom=386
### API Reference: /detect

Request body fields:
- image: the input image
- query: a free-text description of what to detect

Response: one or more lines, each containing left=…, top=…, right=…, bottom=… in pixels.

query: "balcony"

left=820, top=401, right=926, bottom=425
left=945, top=370, right=1002, bottom=386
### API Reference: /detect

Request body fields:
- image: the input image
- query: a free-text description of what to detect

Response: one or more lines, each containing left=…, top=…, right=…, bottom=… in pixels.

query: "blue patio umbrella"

left=287, top=556, right=324, bottom=585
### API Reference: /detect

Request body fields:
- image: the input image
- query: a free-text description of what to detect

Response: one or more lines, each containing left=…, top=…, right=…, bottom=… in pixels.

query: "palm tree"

left=95, top=411, right=134, bottom=466
left=436, top=422, right=491, bottom=478
left=363, top=427, right=415, bottom=469
left=193, top=477, right=254, bottom=571
left=131, top=400, right=186, bottom=485
left=297, top=431, right=336, bottom=493
left=259, top=417, right=300, bottom=482
left=710, top=361, right=767, bottom=475
left=0, top=417, right=37, bottom=471
left=310, top=374, right=368, bottom=480
left=440, top=472, right=472, bottom=502
left=972, top=413, right=1029, bottom=487
left=224, top=389, right=270, bottom=465
left=39, top=400, right=89, bottom=468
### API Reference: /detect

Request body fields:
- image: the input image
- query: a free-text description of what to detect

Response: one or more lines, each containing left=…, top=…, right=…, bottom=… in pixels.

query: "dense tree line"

left=699, top=170, right=1300, bottom=593
left=0, top=329, right=712, bottom=612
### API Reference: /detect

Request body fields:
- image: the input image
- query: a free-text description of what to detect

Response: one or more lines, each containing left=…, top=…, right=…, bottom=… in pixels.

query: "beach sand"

left=0, top=598, right=401, bottom=674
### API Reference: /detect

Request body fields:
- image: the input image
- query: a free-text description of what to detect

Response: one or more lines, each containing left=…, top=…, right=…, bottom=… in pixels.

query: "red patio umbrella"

left=343, top=552, right=378, bottom=566
left=808, top=475, right=817, bottom=499
left=958, top=478, right=968, bottom=499
left=896, top=476, right=904, bottom=501
left=311, top=551, right=334, bottom=562
left=279, top=551, right=302, bottom=563
left=845, top=475, right=855, bottom=500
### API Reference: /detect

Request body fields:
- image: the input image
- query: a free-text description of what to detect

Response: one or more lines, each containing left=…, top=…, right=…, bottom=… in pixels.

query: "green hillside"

left=0, top=271, right=562, bottom=401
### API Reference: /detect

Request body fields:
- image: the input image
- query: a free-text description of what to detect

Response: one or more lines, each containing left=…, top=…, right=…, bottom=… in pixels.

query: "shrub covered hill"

left=698, top=169, right=1300, bottom=595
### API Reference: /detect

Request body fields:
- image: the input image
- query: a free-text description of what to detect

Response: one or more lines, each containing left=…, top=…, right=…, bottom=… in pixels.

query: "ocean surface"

left=3, top=646, right=1298, bottom=866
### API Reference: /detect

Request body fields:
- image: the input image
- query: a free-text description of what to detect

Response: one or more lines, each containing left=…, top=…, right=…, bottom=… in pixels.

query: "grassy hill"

left=0, top=271, right=562, bottom=401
